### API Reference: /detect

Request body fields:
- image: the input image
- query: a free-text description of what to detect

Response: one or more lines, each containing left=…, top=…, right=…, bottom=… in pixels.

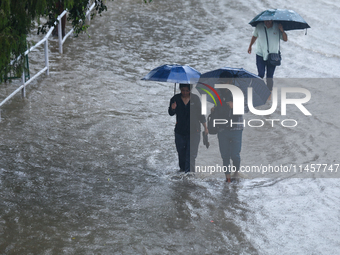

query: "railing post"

left=87, top=1, right=91, bottom=21
left=44, top=39, right=49, bottom=75
left=21, top=71, right=26, bottom=98
left=58, top=18, right=63, bottom=54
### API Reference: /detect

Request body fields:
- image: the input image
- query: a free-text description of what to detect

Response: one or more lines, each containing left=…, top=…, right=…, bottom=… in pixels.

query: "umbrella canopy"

left=249, top=9, right=310, bottom=31
left=196, top=67, right=270, bottom=108
left=141, top=64, right=201, bottom=84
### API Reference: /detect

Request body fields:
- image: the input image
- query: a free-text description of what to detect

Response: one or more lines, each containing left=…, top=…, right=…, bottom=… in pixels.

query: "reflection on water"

left=0, top=0, right=340, bottom=253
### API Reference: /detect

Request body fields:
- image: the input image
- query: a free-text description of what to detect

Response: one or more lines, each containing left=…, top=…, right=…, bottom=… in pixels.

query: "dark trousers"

left=256, top=54, right=276, bottom=91
left=217, top=129, right=243, bottom=174
left=175, top=131, right=200, bottom=173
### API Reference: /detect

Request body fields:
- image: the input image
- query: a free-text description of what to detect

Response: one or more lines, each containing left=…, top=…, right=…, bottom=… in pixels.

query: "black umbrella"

left=196, top=67, right=270, bottom=108
left=249, top=9, right=310, bottom=31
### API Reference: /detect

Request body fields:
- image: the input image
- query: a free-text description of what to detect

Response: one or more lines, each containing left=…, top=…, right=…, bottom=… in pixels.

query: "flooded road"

left=1, top=0, right=340, bottom=254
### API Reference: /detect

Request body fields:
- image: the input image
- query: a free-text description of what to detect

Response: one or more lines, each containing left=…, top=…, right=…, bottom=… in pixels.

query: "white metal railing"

left=0, top=2, right=95, bottom=121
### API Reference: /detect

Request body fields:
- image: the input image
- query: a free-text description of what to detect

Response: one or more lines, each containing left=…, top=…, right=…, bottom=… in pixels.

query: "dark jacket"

left=214, top=90, right=245, bottom=131
left=168, top=93, right=206, bottom=135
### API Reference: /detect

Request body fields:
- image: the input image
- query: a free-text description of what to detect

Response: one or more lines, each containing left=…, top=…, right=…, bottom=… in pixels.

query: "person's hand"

left=171, top=101, right=177, bottom=110
left=247, top=46, right=252, bottom=54
left=227, top=101, right=233, bottom=109
left=278, top=23, right=284, bottom=32
left=204, top=127, right=208, bottom=135
left=210, top=106, right=215, bottom=112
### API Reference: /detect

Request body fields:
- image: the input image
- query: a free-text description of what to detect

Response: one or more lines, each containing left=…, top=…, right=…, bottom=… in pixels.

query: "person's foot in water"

left=267, top=92, right=272, bottom=102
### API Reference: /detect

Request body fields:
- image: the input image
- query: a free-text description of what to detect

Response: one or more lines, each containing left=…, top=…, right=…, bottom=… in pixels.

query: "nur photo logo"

left=198, top=83, right=312, bottom=128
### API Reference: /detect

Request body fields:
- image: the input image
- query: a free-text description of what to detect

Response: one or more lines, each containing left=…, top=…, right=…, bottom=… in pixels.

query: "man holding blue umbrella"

left=168, top=83, right=208, bottom=173
left=247, top=19, right=288, bottom=93
left=142, top=64, right=207, bottom=174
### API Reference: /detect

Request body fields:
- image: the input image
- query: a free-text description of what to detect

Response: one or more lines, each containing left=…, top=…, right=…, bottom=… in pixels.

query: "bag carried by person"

left=207, top=112, right=218, bottom=135
left=268, top=51, right=281, bottom=66
left=264, top=27, right=281, bottom=66
left=207, top=104, right=232, bottom=135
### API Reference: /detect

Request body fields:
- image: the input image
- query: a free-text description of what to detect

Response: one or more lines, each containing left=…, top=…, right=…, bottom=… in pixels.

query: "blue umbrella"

left=141, top=64, right=201, bottom=94
left=196, top=67, right=270, bottom=107
left=249, top=9, right=310, bottom=31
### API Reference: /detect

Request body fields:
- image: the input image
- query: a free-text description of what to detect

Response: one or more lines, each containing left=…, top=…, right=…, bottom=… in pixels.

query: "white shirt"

left=253, top=22, right=283, bottom=61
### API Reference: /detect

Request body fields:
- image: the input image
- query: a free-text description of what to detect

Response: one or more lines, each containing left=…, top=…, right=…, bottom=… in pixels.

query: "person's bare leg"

left=226, top=174, right=231, bottom=183
left=267, top=92, right=272, bottom=101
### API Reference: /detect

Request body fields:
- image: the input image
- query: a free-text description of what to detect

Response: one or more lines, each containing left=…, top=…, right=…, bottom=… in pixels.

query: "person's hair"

left=220, top=88, right=232, bottom=98
left=179, top=83, right=191, bottom=90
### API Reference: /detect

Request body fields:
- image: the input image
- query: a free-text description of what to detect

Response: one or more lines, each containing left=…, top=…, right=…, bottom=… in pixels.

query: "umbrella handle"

left=174, top=83, right=176, bottom=95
